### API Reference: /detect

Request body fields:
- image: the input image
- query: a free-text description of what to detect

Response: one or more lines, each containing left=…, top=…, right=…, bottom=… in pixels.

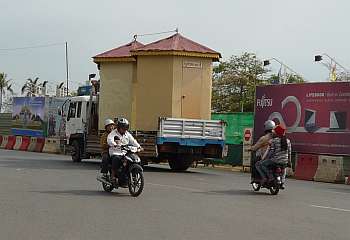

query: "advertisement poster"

left=45, top=97, right=68, bottom=138
left=254, top=82, right=350, bottom=155
left=12, top=97, right=46, bottom=137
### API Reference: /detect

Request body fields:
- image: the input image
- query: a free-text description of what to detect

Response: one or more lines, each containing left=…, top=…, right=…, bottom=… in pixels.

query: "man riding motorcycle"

left=250, top=120, right=275, bottom=182
left=98, top=119, right=116, bottom=181
left=255, top=125, right=292, bottom=184
left=107, top=118, right=141, bottom=186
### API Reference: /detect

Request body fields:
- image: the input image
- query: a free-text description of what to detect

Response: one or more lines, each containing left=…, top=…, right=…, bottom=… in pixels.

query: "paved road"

left=0, top=149, right=349, bottom=240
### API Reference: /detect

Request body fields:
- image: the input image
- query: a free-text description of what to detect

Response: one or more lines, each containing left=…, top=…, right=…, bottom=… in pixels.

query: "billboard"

left=45, top=97, right=68, bottom=138
left=12, top=97, right=46, bottom=137
left=254, top=82, right=350, bottom=155
left=11, top=97, right=68, bottom=138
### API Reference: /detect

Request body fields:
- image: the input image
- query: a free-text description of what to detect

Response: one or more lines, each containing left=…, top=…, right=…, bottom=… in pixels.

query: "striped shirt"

left=267, top=137, right=292, bottom=164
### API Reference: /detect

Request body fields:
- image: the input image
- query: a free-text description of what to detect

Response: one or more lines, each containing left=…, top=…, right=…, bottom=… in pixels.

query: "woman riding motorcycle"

left=255, top=124, right=292, bottom=184
left=98, top=119, right=115, bottom=181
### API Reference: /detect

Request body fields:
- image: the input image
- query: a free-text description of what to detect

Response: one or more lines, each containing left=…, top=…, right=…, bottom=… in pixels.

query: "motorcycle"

left=251, top=157, right=286, bottom=195
left=97, top=145, right=144, bottom=197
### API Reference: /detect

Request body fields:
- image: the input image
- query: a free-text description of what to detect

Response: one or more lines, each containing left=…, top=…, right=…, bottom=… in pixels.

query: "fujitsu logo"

left=257, top=95, right=273, bottom=108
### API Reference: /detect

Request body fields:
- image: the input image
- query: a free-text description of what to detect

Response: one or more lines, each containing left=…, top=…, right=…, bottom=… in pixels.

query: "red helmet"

left=274, top=125, right=286, bottom=137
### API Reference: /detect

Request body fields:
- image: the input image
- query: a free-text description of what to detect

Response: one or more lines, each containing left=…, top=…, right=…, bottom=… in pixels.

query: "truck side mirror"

left=58, top=109, right=62, bottom=116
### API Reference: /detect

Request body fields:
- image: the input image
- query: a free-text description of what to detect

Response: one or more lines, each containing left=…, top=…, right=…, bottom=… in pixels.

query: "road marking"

left=331, top=191, right=350, bottom=195
left=310, top=205, right=350, bottom=213
left=148, top=183, right=201, bottom=192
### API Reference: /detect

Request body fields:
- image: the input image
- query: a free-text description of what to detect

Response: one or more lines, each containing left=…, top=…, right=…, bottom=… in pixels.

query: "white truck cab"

left=64, top=95, right=98, bottom=161
left=65, top=96, right=96, bottom=139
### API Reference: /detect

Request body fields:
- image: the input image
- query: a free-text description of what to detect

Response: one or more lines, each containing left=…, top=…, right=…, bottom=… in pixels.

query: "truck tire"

left=71, top=140, right=82, bottom=162
left=168, top=154, right=193, bottom=171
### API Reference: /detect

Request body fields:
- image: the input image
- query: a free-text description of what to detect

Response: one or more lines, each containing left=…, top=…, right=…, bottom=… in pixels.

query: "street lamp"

left=314, top=53, right=350, bottom=81
left=263, top=57, right=304, bottom=84
left=263, top=60, right=271, bottom=66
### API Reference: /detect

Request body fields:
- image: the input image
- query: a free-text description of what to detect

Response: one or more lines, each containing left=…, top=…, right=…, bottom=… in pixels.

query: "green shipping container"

left=212, top=112, right=254, bottom=145
left=225, top=144, right=243, bottom=166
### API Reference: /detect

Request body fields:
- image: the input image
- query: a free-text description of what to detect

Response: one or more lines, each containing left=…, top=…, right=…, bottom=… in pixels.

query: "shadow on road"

left=194, top=189, right=271, bottom=196
left=144, top=165, right=213, bottom=175
left=31, top=190, right=130, bottom=197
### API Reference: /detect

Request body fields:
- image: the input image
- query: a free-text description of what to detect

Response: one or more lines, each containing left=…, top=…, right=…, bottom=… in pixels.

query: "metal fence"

left=0, top=113, right=12, bottom=135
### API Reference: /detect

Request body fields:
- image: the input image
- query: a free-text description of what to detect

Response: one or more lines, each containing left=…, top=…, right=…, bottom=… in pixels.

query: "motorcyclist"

left=98, top=118, right=115, bottom=181
left=255, top=125, right=292, bottom=184
left=107, top=118, right=141, bottom=186
left=250, top=120, right=275, bottom=182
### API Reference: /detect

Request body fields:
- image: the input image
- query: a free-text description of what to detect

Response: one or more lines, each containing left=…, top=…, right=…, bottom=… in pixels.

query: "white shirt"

left=107, top=130, right=140, bottom=156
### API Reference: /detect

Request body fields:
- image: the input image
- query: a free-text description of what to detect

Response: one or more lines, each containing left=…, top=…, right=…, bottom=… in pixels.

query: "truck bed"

left=157, top=117, right=225, bottom=146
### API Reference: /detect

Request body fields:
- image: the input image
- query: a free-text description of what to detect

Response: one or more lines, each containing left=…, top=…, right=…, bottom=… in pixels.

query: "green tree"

left=267, top=73, right=306, bottom=84
left=0, top=73, right=14, bottom=113
left=267, top=73, right=305, bottom=84
left=21, top=77, right=47, bottom=96
left=212, top=53, right=269, bottom=113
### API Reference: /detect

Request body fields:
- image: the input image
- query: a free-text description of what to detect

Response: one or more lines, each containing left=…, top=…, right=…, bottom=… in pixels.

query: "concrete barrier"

left=314, top=155, right=344, bottom=183
left=343, top=156, right=350, bottom=182
left=0, top=135, right=8, bottom=149
left=5, top=136, right=16, bottom=150
left=345, top=176, right=350, bottom=185
left=27, top=137, right=37, bottom=152
left=34, top=138, right=45, bottom=152
left=13, top=136, right=23, bottom=150
left=19, top=136, right=31, bottom=151
left=294, top=154, right=319, bottom=181
left=42, top=138, right=61, bottom=154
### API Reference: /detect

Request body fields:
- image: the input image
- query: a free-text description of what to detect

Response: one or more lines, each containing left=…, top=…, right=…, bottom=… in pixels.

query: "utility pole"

left=65, top=42, right=69, bottom=96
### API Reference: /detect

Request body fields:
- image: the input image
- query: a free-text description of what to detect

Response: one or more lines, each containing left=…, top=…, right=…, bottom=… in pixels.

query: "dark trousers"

left=256, top=159, right=276, bottom=179
left=111, top=155, right=123, bottom=176
left=251, top=155, right=261, bottom=180
left=100, top=153, right=111, bottom=174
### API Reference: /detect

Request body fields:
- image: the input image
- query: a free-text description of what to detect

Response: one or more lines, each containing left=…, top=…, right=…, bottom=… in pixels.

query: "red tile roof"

left=94, top=41, right=144, bottom=58
left=132, top=33, right=221, bottom=58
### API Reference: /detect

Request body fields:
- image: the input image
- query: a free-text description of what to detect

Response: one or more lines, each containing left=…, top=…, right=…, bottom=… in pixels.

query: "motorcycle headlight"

left=135, top=156, right=141, bottom=162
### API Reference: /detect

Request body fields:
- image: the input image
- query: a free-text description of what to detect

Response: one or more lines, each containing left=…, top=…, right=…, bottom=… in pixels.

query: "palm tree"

left=0, top=72, right=14, bottom=113
left=21, top=77, right=44, bottom=97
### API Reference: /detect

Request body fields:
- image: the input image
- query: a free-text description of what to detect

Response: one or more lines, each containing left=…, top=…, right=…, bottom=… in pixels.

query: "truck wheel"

left=71, top=140, right=82, bottom=162
left=168, top=154, right=193, bottom=171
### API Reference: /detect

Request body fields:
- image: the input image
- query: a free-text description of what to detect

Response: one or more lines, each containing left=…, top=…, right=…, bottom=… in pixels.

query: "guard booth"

left=93, top=33, right=221, bottom=132
left=130, top=33, right=221, bottom=131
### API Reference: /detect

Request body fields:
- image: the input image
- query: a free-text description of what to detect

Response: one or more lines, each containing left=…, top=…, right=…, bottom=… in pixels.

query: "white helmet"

left=104, top=119, right=115, bottom=128
left=264, top=120, right=276, bottom=131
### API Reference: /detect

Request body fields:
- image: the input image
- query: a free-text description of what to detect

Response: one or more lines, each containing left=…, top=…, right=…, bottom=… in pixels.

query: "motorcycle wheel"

left=269, top=185, right=280, bottom=195
left=102, top=182, right=114, bottom=192
left=128, top=167, right=144, bottom=197
left=251, top=182, right=261, bottom=192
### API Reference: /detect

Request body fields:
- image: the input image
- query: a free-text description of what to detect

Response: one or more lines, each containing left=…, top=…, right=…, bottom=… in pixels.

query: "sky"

left=0, top=0, right=349, bottom=95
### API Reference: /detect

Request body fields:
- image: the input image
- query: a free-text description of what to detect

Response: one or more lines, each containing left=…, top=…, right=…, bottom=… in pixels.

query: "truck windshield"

left=77, top=102, right=82, bottom=118
left=68, top=102, right=77, bottom=118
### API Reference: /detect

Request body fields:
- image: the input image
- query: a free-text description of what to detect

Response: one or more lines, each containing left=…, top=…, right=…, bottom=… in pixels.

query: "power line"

left=0, top=42, right=65, bottom=51
left=133, top=28, right=178, bottom=40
